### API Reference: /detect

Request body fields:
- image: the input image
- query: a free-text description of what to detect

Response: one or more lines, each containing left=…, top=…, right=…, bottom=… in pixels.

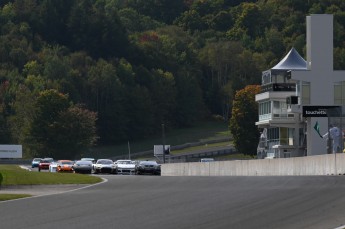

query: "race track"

left=1, top=175, right=345, bottom=229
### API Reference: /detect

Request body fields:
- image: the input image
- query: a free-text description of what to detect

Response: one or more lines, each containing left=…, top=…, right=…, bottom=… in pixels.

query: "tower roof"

left=271, top=47, right=307, bottom=71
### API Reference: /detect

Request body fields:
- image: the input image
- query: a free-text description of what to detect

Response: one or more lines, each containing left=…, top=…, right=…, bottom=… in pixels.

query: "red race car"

left=38, top=158, right=54, bottom=172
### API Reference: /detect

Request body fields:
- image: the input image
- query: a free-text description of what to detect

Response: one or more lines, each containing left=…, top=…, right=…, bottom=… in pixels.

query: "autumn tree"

left=29, top=89, right=70, bottom=157
left=51, top=104, right=98, bottom=159
left=28, top=89, right=98, bottom=159
left=229, top=85, right=260, bottom=156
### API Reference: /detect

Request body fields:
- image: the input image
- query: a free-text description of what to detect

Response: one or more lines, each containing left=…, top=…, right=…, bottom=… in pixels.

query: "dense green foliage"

left=230, top=85, right=261, bottom=155
left=0, top=1, right=345, bottom=157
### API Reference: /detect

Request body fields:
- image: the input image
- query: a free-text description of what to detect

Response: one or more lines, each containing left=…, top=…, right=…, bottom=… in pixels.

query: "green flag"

left=314, top=121, right=323, bottom=138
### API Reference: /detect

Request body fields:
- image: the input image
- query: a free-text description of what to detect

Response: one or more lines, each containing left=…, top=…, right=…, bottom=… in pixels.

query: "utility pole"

left=128, top=141, right=131, bottom=160
left=162, top=123, right=165, bottom=164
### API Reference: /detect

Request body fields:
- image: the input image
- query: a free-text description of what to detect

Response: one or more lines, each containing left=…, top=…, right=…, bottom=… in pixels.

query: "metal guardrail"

left=170, top=148, right=233, bottom=160
left=111, top=137, right=232, bottom=161
left=155, top=148, right=237, bottom=163
left=0, top=159, right=31, bottom=164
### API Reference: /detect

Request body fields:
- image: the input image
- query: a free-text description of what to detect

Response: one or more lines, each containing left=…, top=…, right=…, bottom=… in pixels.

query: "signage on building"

left=302, top=106, right=341, bottom=117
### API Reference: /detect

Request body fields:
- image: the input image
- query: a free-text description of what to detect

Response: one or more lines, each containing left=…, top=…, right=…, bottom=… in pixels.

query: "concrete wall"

left=161, top=154, right=345, bottom=176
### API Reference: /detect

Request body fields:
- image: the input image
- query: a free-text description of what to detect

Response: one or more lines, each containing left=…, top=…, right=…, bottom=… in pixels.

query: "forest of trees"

left=1, top=0, right=345, bottom=158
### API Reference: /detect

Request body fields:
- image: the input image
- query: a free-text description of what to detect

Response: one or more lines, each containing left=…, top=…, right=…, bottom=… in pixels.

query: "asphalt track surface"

left=1, top=175, right=345, bottom=229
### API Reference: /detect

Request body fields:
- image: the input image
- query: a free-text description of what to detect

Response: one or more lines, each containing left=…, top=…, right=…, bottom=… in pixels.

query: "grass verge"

left=171, top=141, right=233, bottom=155
left=0, top=165, right=102, bottom=201
left=0, top=194, right=32, bottom=201
left=0, top=165, right=102, bottom=185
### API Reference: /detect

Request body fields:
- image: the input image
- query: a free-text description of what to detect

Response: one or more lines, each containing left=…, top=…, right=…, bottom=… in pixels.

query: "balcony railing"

left=259, top=113, right=295, bottom=122
left=261, top=83, right=296, bottom=93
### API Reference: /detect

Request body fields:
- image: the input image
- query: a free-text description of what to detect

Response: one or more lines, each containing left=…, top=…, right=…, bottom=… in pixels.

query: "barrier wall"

left=161, top=154, right=345, bottom=176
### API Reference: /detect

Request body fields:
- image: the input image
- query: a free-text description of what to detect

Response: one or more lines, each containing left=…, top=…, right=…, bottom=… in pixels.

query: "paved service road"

left=1, top=175, right=345, bottom=229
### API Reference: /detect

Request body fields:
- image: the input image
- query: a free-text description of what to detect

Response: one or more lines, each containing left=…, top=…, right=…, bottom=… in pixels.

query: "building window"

left=334, top=84, right=341, bottom=104
left=334, top=81, right=345, bottom=105
left=272, top=101, right=288, bottom=117
left=266, top=127, right=293, bottom=146
left=301, top=82, right=310, bottom=104
left=299, top=128, right=306, bottom=147
left=288, top=128, right=294, bottom=145
left=280, top=127, right=288, bottom=145
left=342, top=83, right=345, bottom=104
left=267, top=127, right=279, bottom=142
left=262, top=71, right=271, bottom=85
left=259, top=101, right=271, bottom=121
left=274, top=73, right=286, bottom=84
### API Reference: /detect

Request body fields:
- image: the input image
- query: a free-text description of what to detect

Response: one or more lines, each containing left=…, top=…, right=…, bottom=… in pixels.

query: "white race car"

left=114, top=160, right=136, bottom=175
left=49, top=161, right=58, bottom=173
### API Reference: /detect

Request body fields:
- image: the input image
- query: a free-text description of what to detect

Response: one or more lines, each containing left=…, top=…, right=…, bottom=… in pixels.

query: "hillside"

left=0, top=1, right=344, bottom=158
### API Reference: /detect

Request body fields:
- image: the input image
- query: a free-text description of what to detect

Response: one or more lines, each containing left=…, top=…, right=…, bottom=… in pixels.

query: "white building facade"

left=256, top=14, right=345, bottom=158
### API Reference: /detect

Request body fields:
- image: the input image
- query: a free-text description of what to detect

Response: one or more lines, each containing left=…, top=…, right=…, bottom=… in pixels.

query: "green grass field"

left=0, top=165, right=102, bottom=201
left=0, top=165, right=102, bottom=186
left=0, top=194, right=32, bottom=201
left=171, top=141, right=233, bottom=155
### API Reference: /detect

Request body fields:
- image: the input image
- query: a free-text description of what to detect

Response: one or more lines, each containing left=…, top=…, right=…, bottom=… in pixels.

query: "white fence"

left=161, top=154, right=345, bottom=176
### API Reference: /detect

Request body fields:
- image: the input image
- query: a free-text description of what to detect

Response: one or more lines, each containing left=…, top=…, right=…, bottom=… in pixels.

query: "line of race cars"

left=31, top=157, right=161, bottom=175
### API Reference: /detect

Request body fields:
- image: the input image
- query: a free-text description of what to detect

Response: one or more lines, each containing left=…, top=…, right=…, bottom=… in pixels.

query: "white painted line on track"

left=334, top=225, right=345, bottom=229
left=19, top=165, right=31, bottom=171
left=0, top=177, right=108, bottom=203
